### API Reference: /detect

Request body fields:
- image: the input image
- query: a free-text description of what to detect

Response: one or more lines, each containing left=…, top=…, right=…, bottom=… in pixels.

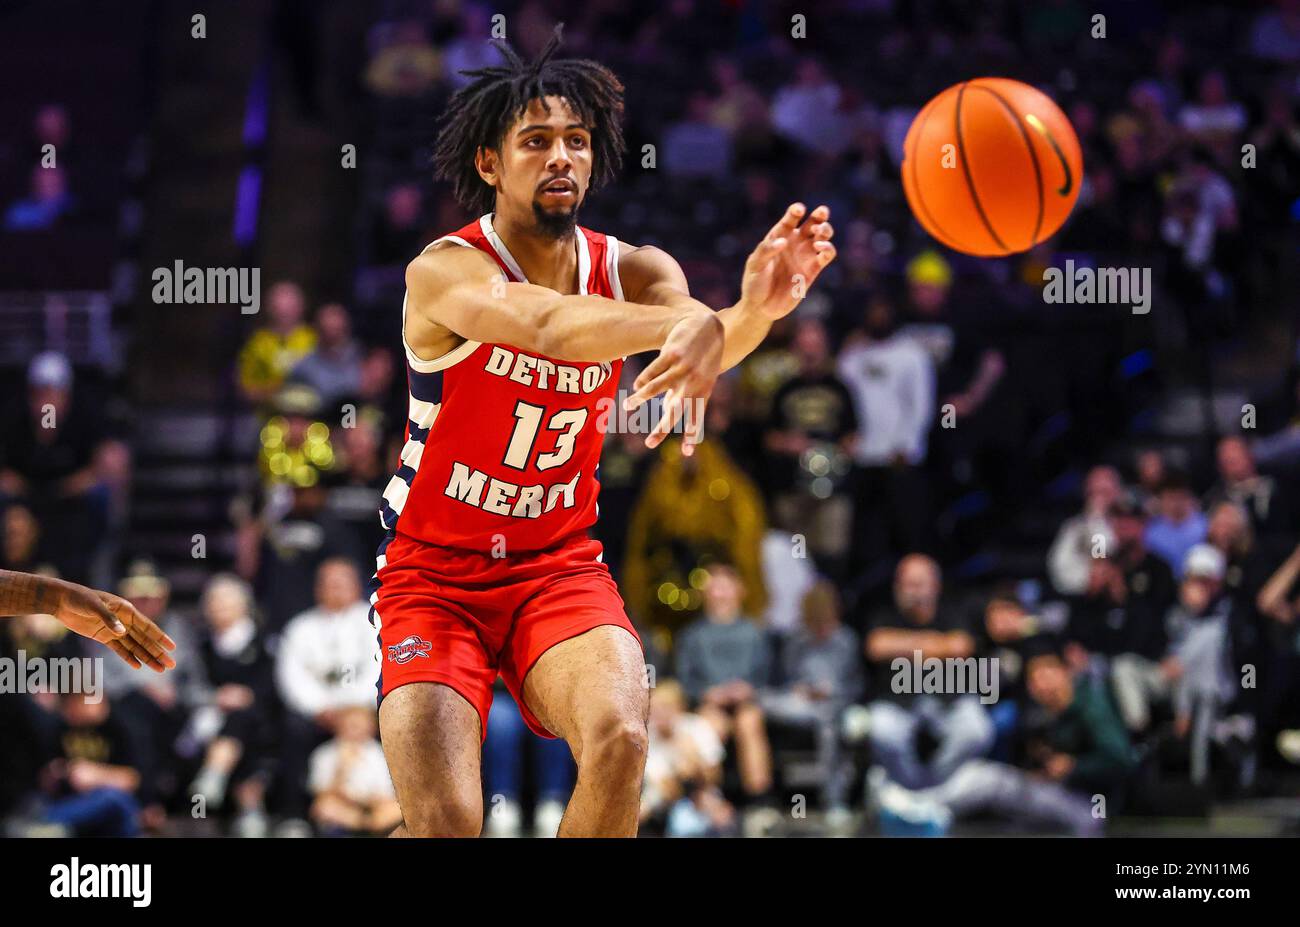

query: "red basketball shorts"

left=370, top=530, right=640, bottom=741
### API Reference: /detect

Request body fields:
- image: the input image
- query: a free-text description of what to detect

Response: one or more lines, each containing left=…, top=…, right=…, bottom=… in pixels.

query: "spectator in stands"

left=770, top=59, right=846, bottom=155
left=0, top=351, right=128, bottom=584
left=1, top=504, right=44, bottom=573
left=674, top=562, right=773, bottom=802
left=1111, top=544, right=1236, bottom=783
left=1205, top=435, right=1293, bottom=540
left=4, top=164, right=74, bottom=231
left=363, top=19, right=442, bottom=97
left=323, top=409, right=389, bottom=570
left=275, top=558, right=378, bottom=822
left=1253, top=541, right=1300, bottom=770
left=482, top=688, right=574, bottom=838
left=185, top=574, right=277, bottom=837
left=760, top=579, right=862, bottom=823
left=1178, top=70, right=1248, bottom=166
left=864, top=555, right=994, bottom=789
left=1133, top=449, right=1167, bottom=515
left=237, top=281, right=316, bottom=405
left=874, top=648, right=1132, bottom=836
left=1145, top=470, right=1209, bottom=578
left=440, top=4, right=504, bottom=89
left=900, top=251, right=1005, bottom=427
left=371, top=182, right=425, bottom=265
left=837, top=294, right=934, bottom=570
left=662, top=93, right=733, bottom=179
left=1160, top=148, right=1238, bottom=300
left=1048, top=465, right=1125, bottom=596
left=1205, top=499, right=1276, bottom=615
left=102, top=561, right=202, bottom=826
left=35, top=694, right=142, bottom=837
left=287, top=302, right=364, bottom=410
left=707, top=56, right=772, bottom=167
left=623, top=437, right=767, bottom=636
left=641, top=679, right=735, bottom=838
left=307, top=706, right=401, bottom=836
left=759, top=526, right=818, bottom=637
left=1064, top=496, right=1176, bottom=671
left=976, top=587, right=1069, bottom=758
left=765, top=316, right=858, bottom=576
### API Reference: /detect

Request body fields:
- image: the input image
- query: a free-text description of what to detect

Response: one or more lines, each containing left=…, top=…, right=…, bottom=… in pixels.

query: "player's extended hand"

left=52, top=579, right=177, bottom=672
left=737, top=203, right=837, bottom=321
left=623, top=309, right=724, bottom=455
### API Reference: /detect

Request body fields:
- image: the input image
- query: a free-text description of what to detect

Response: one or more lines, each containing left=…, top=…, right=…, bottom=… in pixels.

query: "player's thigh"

left=379, top=682, right=483, bottom=833
left=502, top=562, right=646, bottom=745
left=519, top=624, right=648, bottom=755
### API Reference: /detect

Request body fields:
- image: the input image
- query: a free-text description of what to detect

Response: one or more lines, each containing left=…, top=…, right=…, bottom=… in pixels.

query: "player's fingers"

left=129, top=624, right=177, bottom=670
left=628, top=355, right=674, bottom=408
left=117, top=630, right=155, bottom=667
left=765, top=203, right=806, bottom=240
left=745, top=235, right=787, bottom=273
left=115, top=598, right=178, bottom=653
left=627, top=369, right=679, bottom=409
left=130, top=632, right=174, bottom=672
left=814, top=242, right=837, bottom=266
left=810, top=221, right=834, bottom=240
left=682, top=392, right=710, bottom=453
left=645, top=389, right=685, bottom=450
left=799, top=205, right=830, bottom=233
left=106, top=637, right=142, bottom=669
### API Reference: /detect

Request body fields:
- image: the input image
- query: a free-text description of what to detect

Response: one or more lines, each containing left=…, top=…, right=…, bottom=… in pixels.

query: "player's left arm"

left=621, top=204, right=835, bottom=400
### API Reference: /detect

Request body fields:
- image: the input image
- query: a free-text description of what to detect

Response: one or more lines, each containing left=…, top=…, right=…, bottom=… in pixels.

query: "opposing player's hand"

left=738, top=203, right=836, bottom=321
left=623, top=309, right=724, bottom=455
left=53, top=580, right=177, bottom=672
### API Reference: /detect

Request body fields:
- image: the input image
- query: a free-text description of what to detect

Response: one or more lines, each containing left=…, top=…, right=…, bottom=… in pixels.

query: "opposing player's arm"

left=0, top=570, right=176, bottom=671
left=406, top=244, right=715, bottom=364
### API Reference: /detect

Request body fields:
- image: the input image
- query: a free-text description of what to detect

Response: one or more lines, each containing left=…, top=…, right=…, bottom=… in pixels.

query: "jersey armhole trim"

left=402, top=235, right=483, bottom=372
left=605, top=235, right=625, bottom=301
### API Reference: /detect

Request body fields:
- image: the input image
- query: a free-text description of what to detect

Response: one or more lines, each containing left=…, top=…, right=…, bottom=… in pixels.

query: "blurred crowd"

left=2, top=0, right=1300, bottom=836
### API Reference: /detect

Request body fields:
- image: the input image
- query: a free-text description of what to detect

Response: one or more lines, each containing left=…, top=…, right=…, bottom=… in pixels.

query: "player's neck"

left=492, top=210, right=581, bottom=294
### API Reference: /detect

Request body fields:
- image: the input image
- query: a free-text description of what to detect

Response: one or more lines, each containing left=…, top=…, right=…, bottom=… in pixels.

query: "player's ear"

left=474, top=146, right=500, bottom=187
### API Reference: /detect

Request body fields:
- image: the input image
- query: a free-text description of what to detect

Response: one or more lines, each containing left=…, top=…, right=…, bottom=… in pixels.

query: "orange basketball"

left=901, top=78, right=1083, bottom=257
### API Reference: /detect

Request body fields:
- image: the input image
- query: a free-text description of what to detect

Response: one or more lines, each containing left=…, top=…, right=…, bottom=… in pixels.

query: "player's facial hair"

left=532, top=199, right=579, bottom=240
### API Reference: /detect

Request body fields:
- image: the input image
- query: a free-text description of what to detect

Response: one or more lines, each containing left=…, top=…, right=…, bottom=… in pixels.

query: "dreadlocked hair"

left=432, top=24, right=626, bottom=216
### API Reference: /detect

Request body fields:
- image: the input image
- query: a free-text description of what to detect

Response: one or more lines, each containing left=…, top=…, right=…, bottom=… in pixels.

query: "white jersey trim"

left=605, top=235, right=625, bottom=301
left=481, top=213, right=592, bottom=295
left=401, top=235, right=483, bottom=373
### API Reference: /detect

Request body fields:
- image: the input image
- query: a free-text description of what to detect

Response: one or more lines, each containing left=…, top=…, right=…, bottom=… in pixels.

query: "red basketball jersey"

left=379, top=214, right=625, bottom=554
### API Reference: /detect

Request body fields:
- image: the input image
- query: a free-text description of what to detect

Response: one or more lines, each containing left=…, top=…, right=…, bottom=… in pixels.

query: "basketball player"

left=0, top=568, right=176, bottom=671
left=373, top=28, right=836, bottom=837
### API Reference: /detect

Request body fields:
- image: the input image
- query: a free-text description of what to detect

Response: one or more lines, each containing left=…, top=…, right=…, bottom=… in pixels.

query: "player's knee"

left=402, top=795, right=482, bottom=837
left=581, top=713, right=648, bottom=774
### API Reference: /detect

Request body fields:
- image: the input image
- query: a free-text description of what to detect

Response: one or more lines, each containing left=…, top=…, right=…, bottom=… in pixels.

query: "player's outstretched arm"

left=0, top=569, right=177, bottom=671
left=618, top=203, right=836, bottom=382
left=719, top=202, right=836, bottom=364
left=406, top=243, right=720, bottom=365
left=408, top=244, right=725, bottom=453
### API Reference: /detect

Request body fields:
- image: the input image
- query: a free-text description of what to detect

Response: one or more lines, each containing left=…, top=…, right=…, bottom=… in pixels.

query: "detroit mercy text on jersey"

left=380, top=214, right=625, bottom=554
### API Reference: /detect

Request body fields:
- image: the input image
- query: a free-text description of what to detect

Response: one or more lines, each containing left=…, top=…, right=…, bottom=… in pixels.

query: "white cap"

left=1183, top=543, right=1226, bottom=581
